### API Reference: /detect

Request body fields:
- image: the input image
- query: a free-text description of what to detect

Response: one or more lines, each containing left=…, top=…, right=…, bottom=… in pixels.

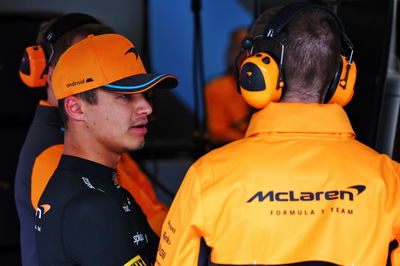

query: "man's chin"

left=126, top=140, right=145, bottom=152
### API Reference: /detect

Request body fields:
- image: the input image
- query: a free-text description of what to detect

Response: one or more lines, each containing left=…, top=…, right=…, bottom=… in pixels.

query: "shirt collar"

left=39, top=100, right=56, bottom=107
left=245, top=102, right=355, bottom=138
left=58, top=155, right=115, bottom=181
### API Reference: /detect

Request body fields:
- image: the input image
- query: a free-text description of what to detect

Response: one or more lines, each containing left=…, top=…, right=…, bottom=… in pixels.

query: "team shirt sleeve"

left=156, top=165, right=207, bottom=265
left=390, top=161, right=400, bottom=265
left=31, top=144, right=64, bottom=209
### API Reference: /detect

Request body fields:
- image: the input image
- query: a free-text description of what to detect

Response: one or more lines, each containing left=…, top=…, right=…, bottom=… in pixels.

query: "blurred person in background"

left=204, top=27, right=251, bottom=147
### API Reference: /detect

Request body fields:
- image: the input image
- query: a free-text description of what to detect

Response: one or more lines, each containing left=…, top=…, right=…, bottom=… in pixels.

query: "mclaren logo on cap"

left=125, top=47, right=139, bottom=59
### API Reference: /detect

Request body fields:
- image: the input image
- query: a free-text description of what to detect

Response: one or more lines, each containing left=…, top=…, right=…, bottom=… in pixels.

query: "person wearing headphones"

left=156, top=2, right=400, bottom=265
left=15, top=13, right=168, bottom=266
left=205, top=27, right=251, bottom=147
left=34, top=33, right=178, bottom=265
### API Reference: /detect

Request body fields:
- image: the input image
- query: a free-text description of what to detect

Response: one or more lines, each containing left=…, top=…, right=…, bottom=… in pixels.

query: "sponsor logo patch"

left=65, top=77, right=94, bottom=87
left=132, top=232, right=145, bottom=245
left=124, top=255, right=147, bottom=266
left=82, top=177, right=95, bottom=189
left=35, top=204, right=52, bottom=232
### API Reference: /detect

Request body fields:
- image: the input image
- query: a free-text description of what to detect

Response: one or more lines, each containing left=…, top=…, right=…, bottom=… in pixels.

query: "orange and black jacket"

left=35, top=155, right=158, bottom=265
left=31, top=145, right=168, bottom=236
left=15, top=102, right=167, bottom=266
left=157, top=102, right=400, bottom=265
left=15, top=101, right=63, bottom=266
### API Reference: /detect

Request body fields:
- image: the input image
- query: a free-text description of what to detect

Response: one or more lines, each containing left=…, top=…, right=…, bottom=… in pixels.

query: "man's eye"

left=119, top=94, right=131, bottom=100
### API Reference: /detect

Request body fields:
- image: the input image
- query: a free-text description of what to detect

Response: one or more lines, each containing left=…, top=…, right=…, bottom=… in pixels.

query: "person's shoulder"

left=64, top=189, right=125, bottom=222
left=67, top=189, right=118, bottom=209
left=194, top=138, right=247, bottom=169
left=341, top=138, right=400, bottom=174
left=40, top=167, right=92, bottom=202
left=31, top=144, right=64, bottom=209
left=351, top=139, right=395, bottom=159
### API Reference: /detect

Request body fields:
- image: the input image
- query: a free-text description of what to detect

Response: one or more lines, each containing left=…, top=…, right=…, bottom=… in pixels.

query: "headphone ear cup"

left=239, top=52, right=284, bottom=109
left=19, top=45, right=47, bottom=88
left=325, top=55, right=357, bottom=106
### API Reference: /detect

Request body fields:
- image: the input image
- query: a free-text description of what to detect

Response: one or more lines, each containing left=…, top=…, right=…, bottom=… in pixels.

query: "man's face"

left=83, top=90, right=152, bottom=154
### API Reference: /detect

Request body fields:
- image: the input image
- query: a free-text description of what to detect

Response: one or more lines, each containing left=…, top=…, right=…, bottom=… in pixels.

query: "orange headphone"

left=19, top=13, right=100, bottom=88
left=237, top=2, right=357, bottom=109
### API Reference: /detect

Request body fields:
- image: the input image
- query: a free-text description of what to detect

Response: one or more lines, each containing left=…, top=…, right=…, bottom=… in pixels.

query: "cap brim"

left=101, top=73, right=178, bottom=93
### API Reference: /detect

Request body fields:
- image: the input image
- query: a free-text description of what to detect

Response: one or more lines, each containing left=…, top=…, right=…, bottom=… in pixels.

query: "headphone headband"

left=265, top=2, right=353, bottom=49
left=19, top=13, right=101, bottom=88
left=44, top=13, right=100, bottom=43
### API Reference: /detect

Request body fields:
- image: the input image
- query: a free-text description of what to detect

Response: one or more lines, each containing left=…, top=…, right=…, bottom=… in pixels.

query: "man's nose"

left=135, top=93, right=153, bottom=116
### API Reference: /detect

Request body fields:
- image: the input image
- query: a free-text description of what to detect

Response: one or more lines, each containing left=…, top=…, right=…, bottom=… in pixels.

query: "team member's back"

left=156, top=2, right=400, bottom=265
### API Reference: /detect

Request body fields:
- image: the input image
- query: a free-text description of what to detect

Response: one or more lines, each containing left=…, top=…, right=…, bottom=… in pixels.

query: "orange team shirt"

left=205, top=74, right=250, bottom=143
left=31, top=144, right=168, bottom=236
left=157, top=102, right=400, bottom=265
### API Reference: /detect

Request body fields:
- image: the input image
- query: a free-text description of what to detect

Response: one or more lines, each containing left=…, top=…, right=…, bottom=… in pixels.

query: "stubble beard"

left=126, top=139, right=145, bottom=152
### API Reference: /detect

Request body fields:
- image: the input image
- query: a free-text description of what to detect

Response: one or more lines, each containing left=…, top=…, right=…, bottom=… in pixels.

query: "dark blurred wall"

left=0, top=0, right=144, bottom=49
left=0, top=12, right=57, bottom=265
left=339, top=0, right=394, bottom=150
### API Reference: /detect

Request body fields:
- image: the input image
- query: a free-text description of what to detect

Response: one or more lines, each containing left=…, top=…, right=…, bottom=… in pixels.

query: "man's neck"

left=63, top=131, right=121, bottom=169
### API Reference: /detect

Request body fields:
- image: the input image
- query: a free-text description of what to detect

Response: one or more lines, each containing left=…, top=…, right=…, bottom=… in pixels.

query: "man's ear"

left=64, top=96, right=85, bottom=121
left=46, top=65, right=54, bottom=85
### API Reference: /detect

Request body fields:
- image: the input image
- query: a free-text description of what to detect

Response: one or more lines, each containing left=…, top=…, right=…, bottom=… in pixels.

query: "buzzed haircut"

left=248, top=7, right=342, bottom=102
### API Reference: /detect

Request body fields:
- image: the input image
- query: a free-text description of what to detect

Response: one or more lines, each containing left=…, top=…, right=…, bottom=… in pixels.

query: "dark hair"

left=248, top=6, right=341, bottom=102
left=58, top=89, right=99, bottom=129
left=37, top=21, right=115, bottom=67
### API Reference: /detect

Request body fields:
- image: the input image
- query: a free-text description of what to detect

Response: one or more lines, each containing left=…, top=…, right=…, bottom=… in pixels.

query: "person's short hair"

left=248, top=6, right=342, bottom=102
left=36, top=21, right=115, bottom=67
left=58, top=88, right=99, bottom=129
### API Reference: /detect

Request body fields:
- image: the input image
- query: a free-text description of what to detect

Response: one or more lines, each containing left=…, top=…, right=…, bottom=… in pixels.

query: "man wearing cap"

left=35, top=33, right=178, bottom=266
left=16, top=13, right=169, bottom=266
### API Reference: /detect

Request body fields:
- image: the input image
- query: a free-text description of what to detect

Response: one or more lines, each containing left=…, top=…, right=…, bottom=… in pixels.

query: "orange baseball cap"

left=52, top=33, right=178, bottom=100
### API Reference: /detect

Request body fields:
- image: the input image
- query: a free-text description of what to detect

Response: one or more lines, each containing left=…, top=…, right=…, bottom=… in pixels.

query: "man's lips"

left=130, top=120, right=148, bottom=134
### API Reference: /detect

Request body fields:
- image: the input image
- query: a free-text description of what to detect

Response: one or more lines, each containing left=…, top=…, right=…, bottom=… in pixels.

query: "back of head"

left=37, top=15, right=115, bottom=68
left=247, top=3, right=342, bottom=103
